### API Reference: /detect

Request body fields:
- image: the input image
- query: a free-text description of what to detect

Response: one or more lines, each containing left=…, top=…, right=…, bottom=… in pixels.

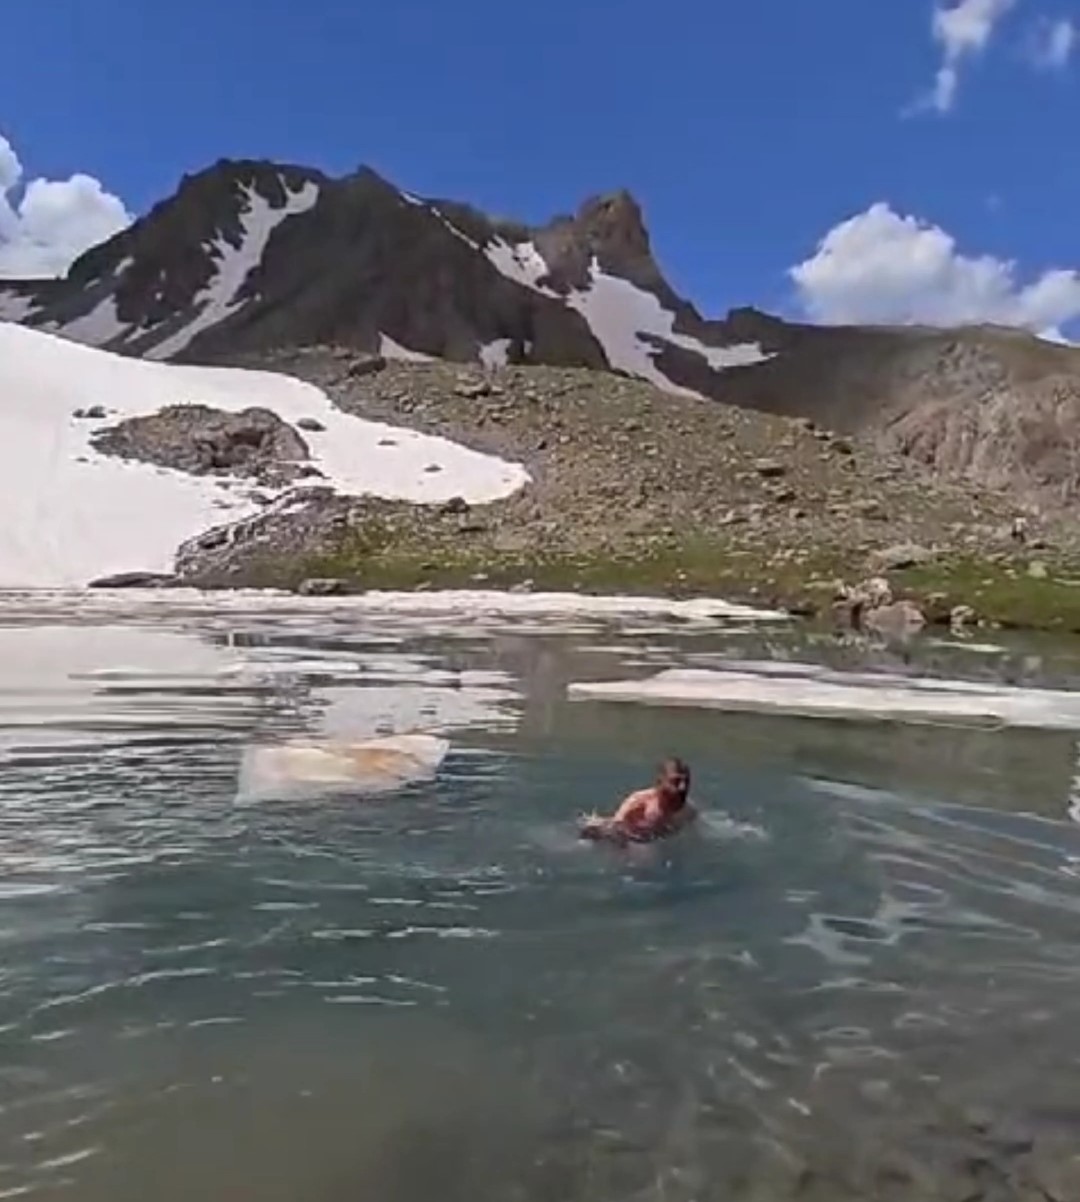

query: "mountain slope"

left=6, top=157, right=1080, bottom=504
left=0, top=159, right=769, bottom=395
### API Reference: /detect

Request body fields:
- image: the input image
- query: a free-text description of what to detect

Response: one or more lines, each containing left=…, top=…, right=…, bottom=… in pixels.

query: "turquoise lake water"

left=3, top=595, right=1080, bottom=1201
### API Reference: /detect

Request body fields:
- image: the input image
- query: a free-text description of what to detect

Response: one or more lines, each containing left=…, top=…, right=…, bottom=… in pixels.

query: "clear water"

left=4, top=597, right=1080, bottom=1201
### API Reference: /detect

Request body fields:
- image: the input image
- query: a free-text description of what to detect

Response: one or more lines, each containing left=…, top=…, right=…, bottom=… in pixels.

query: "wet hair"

left=657, top=757, right=690, bottom=778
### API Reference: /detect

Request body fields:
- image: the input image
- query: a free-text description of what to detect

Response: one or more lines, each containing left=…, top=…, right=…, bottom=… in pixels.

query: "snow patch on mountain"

left=485, top=239, right=555, bottom=294
left=0, top=323, right=527, bottom=588
left=379, top=333, right=435, bottom=362
left=146, top=179, right=320, bottom=360
left=567, top=262, right=771, bottom=394
left=479, top=338, right=513, bottom=368
left=424, top=203, right=480, bottom=251
left=47, top=294, right=130, bottom=344
left=0, top=290, right=40, bottom=323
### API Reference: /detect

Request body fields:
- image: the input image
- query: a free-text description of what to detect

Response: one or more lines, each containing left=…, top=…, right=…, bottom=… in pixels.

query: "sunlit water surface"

left=3, top=593, right=1080, bottom=1201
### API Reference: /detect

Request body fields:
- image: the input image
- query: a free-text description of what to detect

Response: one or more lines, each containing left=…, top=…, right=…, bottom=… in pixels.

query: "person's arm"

left=578, top=791, right=648, bottom=837
left=611, top=790, right=650, bottom=827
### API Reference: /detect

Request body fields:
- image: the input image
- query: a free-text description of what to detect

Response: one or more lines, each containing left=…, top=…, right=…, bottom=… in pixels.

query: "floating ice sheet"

left=567, top=662, right=1080, bottom=731
left=237, top=733, right=451, bottom=803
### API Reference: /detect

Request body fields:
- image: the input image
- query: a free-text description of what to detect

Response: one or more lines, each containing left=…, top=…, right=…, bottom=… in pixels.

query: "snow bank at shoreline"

left=0, top=324, right=527, bottom=588
left=0, top=585, right=789, bottom=626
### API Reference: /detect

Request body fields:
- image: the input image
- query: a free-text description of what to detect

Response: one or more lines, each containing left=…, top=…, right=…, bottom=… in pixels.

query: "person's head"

left=656, top=757, right=691, bottom=807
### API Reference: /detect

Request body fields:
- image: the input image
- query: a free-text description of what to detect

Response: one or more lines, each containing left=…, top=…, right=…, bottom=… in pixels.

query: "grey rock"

left=92, top=403, right=310, bottom=486
left=296, top=416, right=326, bottom=432
left=73, top=405, right=107, bottom=420
left=871, top=543, right=934, bottom=571
left=950, top=603, right=978, bottom=629
left=864, top=599, right=927, bottom=638
left=454, top=381, right=493, bottom=399
left=1028, top=559, right=1049, bottom=579
left=346, top=354, right=386, bottom=379
left=854, top=499, right=887, bottom=521
left=754, top=458, right=787, bottom=479
left=297, top=577, right=349, bottom=596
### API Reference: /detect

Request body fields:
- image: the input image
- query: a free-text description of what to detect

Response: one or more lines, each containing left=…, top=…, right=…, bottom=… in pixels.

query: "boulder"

left=864, top=599, right=926, bottom=638
left=345, top=354, right=386, bottom=379
left=871, top=543, right=934, bottom=572
left=73, top=405, right=107, bottom=420
left=92, top=404, right=310, bottom=487
left=950, top=604, right=978, bottom=631
left=454, top=380, right=493, bottom=399
left=296, top=416, right=326, bottom=432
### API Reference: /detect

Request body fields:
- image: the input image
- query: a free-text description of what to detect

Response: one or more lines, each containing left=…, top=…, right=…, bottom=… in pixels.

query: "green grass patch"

left=896, top=557, right=1080, bottom=632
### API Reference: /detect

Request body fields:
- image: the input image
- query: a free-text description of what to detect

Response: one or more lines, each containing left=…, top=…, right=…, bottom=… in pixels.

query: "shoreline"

left=169, top=545, right=1080, bottom=635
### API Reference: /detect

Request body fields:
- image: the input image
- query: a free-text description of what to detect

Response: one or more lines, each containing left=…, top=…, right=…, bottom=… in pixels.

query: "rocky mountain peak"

left=576, top=189, right=653, bottom=265
left=531, top=187, right=668, bottom=298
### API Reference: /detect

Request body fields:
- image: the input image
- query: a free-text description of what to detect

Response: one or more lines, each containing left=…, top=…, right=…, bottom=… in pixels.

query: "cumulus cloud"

left=791, top=202, right=1080, bottom=340
left=1027, top=16, right=1077, bottom=69
left=0, top=133, right=131, bottom=278
left=917, top=0, right=1018, bottom=113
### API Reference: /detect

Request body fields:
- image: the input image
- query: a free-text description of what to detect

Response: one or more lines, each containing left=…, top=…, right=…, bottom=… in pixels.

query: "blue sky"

left=2, top=0, right=1079, bottom=331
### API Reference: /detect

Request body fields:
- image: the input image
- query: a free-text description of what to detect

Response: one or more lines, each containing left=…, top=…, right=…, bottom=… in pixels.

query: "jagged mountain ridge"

left=6, top=156, right=1080, bottom=503
left=0, top=158, right=767, bottom=396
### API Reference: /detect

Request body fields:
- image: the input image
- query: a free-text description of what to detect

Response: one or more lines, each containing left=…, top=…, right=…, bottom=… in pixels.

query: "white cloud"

left=791, top=202, right=1080, bottom=340
left=917, top=0, right=1018, bottom=113
left=1027, top=16, right=1077, bottom=69
left=0, top=133, right=131, bottom=279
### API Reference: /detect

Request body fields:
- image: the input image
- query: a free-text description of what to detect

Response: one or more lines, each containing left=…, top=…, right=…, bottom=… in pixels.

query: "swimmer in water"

left=579, top=757, right=696, bottom=844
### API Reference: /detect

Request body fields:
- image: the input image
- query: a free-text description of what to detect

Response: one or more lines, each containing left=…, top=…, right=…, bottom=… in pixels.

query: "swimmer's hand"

left=578, top=812, right=615, bottom=840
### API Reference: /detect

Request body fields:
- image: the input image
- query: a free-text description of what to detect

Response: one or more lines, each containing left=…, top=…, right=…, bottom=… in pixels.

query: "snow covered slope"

left=0, top=324, right=528, bottom=589
left=144, top=180, right=320, bottom=361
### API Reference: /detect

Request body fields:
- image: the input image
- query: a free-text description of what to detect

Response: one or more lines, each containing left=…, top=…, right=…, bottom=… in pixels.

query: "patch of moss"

left=292, top=535, right=854, bottom=608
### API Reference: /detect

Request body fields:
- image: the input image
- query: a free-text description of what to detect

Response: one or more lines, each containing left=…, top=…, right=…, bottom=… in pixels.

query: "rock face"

left=175, top=487, right=354, bottom=587
left=92, top=404, right=311, bottom=486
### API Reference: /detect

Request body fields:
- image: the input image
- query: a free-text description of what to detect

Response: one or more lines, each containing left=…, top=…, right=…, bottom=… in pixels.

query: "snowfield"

left=0, top=323, right=529, bottom=589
